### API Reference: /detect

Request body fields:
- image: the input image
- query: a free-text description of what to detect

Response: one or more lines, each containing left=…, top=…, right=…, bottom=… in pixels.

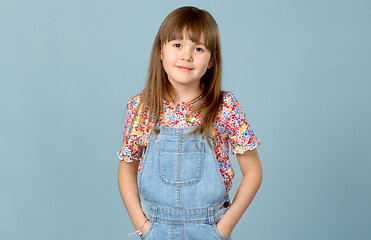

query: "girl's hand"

left=140, top=220, right=151, bottom=236
left=216, top=220, right=232, bottom=238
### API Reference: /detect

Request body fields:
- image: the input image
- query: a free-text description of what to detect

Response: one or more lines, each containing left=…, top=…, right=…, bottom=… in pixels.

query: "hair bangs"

left=160, top=10, right=215, bottom=51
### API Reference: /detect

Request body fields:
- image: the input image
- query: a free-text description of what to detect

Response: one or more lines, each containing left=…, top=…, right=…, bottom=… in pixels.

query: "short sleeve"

left=117, top=94, right=145, bottom=162
left=224, top=92, right=262, bottom=154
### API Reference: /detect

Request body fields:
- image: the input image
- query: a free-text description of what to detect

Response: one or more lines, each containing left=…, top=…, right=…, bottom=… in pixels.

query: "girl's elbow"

left=248, top=167, right=263, bottom=185
left=258, top=169, right=263, bottom=185
left=256, top=164, right=263, bottom=183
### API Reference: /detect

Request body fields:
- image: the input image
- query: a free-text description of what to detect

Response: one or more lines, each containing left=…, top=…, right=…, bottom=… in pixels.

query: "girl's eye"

left=173, top=43, right=181, bottom=48
left=195, top=47, right=204, bottom=52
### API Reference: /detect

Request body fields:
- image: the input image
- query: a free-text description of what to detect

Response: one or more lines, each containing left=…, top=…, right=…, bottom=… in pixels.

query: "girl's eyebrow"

left=169, top=39, right=206, bottom=46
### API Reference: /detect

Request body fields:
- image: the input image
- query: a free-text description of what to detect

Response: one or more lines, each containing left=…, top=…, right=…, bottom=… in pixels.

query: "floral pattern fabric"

left=117, top=91, right=261, bottom=193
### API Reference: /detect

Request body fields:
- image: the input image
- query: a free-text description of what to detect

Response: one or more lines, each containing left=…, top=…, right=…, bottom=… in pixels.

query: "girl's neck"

left=166, top=85, right=203, bottom=103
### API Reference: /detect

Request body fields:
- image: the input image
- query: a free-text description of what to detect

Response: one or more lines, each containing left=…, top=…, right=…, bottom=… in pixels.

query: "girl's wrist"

left=134, top=218, right=146, bottom=230
left=129, top=218, right=148, bottom=236
left=218, top=214, right=235, bottom=233
left=141, top=220, right=151, bottom=236
left=216, top=219, right=233, bottom=238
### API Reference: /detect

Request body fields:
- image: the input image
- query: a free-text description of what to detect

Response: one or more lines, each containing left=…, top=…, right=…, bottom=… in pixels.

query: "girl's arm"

left=216, top=148, right=263, bottom=238
left=117, top=160, right=151, bottom=235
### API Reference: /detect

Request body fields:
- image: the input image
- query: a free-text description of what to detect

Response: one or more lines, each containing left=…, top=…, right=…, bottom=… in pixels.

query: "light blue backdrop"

left=1, top=0, right=370, bottom=239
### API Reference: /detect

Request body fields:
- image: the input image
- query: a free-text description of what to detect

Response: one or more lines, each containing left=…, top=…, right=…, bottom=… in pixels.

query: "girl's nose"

left=181, top=49, right=193, bottom=61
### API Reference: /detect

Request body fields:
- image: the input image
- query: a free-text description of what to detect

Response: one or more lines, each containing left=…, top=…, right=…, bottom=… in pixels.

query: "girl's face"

left=161, top=37, right=212, bottom=90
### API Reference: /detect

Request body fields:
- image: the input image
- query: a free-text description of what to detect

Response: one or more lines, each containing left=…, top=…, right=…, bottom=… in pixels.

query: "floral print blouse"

left=117, top=91, right=261, bottom=193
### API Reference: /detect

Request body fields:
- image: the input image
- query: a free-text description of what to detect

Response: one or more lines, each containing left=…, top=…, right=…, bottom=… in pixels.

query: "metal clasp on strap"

left=154, top=127, right=160, bottom=139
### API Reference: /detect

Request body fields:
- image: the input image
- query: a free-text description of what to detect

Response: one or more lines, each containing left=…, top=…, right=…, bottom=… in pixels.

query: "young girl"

left=117, top=6, right=262, bottom=239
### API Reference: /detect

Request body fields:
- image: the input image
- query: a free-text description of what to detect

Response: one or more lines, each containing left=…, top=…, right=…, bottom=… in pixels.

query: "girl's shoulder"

left=221, top=91, right=239, bottom=108
left=126, top=92, right=143, bottom=107
left=222, top=91, right=237, bottom=101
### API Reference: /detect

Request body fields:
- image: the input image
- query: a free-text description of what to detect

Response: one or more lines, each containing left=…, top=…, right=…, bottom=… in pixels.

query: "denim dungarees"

left=138, top=125, right=231, bottom=240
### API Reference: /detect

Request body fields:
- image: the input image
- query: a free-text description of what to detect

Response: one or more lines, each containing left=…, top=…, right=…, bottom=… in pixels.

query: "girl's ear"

left=208, top=54, right=215, bottom=69
left=160, top=48, right=163, bottom=60
left=208, top=60, right=214, bottom=69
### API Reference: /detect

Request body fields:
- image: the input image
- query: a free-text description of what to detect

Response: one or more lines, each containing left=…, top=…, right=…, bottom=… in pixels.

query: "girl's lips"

left=176, top=66, right=193, bottom=71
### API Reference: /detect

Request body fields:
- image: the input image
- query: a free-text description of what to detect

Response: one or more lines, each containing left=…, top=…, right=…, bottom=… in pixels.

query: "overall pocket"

left=212, top=223, right=232, bottom=240
left=140, top=222, right=154, bottom=240
left=157, top=141, right=204, bottom=186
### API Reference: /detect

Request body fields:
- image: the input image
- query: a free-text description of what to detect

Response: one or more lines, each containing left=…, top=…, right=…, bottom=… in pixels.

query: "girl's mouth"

left=176, top=66, right=193, bottom=71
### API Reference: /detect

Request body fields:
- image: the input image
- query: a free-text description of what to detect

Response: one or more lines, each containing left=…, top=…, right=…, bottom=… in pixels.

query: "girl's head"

left=141, top=6, right=224, bottom=137
left=148, top=6, right=222, bottom=98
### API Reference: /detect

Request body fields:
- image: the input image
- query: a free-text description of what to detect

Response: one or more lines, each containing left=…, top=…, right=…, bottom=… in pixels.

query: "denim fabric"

left=138, top=126, right=231, bottom=239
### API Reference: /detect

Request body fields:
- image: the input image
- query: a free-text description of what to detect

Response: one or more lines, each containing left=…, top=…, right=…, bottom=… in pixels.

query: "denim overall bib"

left=138, top=125, right=231, bottom=240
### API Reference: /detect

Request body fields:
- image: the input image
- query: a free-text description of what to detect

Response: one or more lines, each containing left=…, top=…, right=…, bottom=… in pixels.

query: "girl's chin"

left=168, top=79, right=202, bottom=86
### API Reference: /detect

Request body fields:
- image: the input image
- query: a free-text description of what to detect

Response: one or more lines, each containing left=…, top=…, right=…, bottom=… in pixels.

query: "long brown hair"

left=138, top=6, right=223, bottom=140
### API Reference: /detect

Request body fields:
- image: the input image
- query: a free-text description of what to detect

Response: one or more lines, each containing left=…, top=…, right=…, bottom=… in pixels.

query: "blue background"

left=1, top=0, right=370, bottom=239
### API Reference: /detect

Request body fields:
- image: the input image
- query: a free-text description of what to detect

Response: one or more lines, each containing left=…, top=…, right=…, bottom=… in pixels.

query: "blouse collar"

left=162, top=94, right=204, bottom=106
